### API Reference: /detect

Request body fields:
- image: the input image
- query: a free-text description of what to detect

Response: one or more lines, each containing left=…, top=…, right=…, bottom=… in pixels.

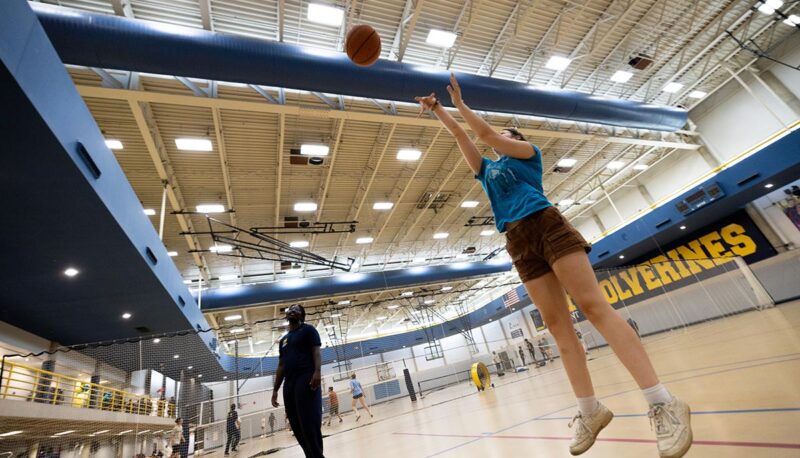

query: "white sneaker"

left=649, top=397, right=693, bottom=458
left=568, top=402, right=614, bottom=455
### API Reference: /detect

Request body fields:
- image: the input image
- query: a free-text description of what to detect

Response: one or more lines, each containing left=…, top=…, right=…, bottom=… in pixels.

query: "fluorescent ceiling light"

left=633, top=164, right=649, bottom=170
left=558, top=199, right=575, bottom=206
left=401, top=291, right=413, bottom=297
left=307, top=3, right=344, bottom=26
left=356, top=237, right=374, bottom=244
left=456, top=253, right=469, bottom=259
left=53, top=431, right=75, bottom=437
left=606, top=161, right=625, bottom=170
left=136, top=430, right=151, bottom=435
left=167, top=251, right=178, bottom=257
left=387, top=304, right=400, bottom=309
left=210, top=244, right=233, bottom=253
left=397, top=149, right=422, bottom=161
left=376, top=316, right=387, bottom=320
left=175, top=138, right=212, bottom=151
left=173, top=354, right=179, bottom=359
left=330, top=313, right=342, bottom=318
left=425, top=29, right=457, bottom=48
left=680, top=225, right=687, bottom=230
left=197, top=374, right=203, bottom=378
left=294, top=202, right=318, bottom=212
left=433, top=232, right=449, bottom=239
left=688, top=90, right=707, bottom=99
left=219, top=274, right=239, bottom=281
left=187, top=366, right=193, bottom=370
left=196, top=204, right=225, bottom=213
left=424, top=299, right=435, bottom=305
left=300, top=144, right=330, bottom=156
left=64, top=267, right=79, bottom=277
left=183, top=280, right=192, bottom=284
left=0, top=431, right=23, bottom=437
left=324, top=324, right=336, bottom=328
left=765, top=183, right=774, bottom=188
left=765, top=0, right=783, bottom=7
left=255, top=340, right=266, bottom=345
left=545, top=56, right=572, bottom=71
left=619, top=255, right=625, bottom=259
left=122, top=313, right=132, bottom=319
left=583, top=199, right=595, bottom=204
left=480, top=230, right=494, bottom=236
left=412, top=257, right=426, bottom=263
left=143, top=208, right=156, bottom=216
left=662, top=82, right=683, bottom=93
left=92, top=430, right=110, bottom=435
left=153, top=338, right=161, bottom=343
left=289, top=240, right=309, bottom=248
left=441, top=286, right=453, bottom=291
left=230, top=328, right=245, bottom=334
left=105, top=139, right=123, bottom=150
left=610, top=71, right=633, bottom=83
left=338, top=300, right=351, bottom=305
left=461, top=201, right=479, bottom=208
left=557, top=158, right=577, bottom=167
left=373, top=202, right=394, bottom=210
left=117, top=430, right=133, bottom=435
left=224, top=314, right=242, bottom=321
left=785, top=14, right=800, bottom=25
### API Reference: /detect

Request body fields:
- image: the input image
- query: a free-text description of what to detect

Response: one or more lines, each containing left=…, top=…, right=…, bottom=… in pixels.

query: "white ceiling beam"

left=127, top=100, right=210, bottom=281
left=308, top=120, right=347, bottom=255
left=277, top=0, right=285, bottom=42
left=110, top=0, right=134, bottom=18
left=396, top=0, right=426, bottom=62
left=211, top=107, right=242, bottom=280
left=199, top=0, right=214, bottom=31
left=77, top=85, right=700, bottom=150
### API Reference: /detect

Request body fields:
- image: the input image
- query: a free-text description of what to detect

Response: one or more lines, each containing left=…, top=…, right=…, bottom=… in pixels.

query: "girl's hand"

left=446, top=72, right=464, bottom=106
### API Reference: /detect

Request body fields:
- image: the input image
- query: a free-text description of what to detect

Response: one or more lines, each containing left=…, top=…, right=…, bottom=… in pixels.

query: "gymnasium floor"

left=209, top=299, right=800, bottom=457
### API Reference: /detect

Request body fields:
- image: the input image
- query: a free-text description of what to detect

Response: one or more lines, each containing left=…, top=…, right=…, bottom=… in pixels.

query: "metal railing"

left=0, top=360, right=176, bottom=418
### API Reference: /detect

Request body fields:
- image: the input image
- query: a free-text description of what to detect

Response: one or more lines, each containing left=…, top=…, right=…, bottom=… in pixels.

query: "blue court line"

left=423, top=355, right=800, bottom=457
left=537, top=407, right=800, bottom=421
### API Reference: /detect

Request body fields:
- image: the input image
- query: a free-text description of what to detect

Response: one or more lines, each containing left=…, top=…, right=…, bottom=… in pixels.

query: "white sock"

left=576, top=396, right=599, bottom=415
left=642, top=383, right=672, bottom=405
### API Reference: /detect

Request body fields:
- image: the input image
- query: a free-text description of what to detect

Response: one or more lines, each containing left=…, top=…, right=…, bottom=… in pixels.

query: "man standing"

left=524, top=338, right=538, bottom=365
left=224, top=404, right=239, bottom=456
left=271, top=304, right=324, bottom=458
left=517, top=346, right=526, bottom=366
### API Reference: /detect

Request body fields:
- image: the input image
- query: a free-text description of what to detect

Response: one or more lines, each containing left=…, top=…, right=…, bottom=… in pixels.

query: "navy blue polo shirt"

left=278, top=323, right=321, bottom=378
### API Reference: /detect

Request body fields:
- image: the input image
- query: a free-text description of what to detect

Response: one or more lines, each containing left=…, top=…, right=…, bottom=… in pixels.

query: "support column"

left=749, top=68, right=800, bottom=117
left=734, top=257, right=775, bottom=310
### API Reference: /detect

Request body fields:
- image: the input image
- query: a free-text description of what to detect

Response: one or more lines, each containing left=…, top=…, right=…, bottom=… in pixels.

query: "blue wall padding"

left=32, top=3, right=687, bottom=131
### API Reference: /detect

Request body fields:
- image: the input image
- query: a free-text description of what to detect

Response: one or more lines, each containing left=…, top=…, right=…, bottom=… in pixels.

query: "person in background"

left=627, top=317, right=641, bottom=339
left=326, top=387, right=343, bottom=426
left=168, top=418, right=184, bottom=458
left=576, top=329, right=589, bottom=355
left=492, top=351, right=504, bottom=376
left=525, top=338, right=539, bottom=365
left=271, top=304, right=324, bottom=457
left=518, top=346, right=527, bottom=366
left=268, top=412, right=276, bottom=435
left=224, top=403, right=239, bottom=456
left=349, top=374, right=373, bottom=422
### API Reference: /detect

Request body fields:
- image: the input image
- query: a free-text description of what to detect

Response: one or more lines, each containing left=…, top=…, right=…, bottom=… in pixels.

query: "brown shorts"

left=505, top=206, right=591, bottom=282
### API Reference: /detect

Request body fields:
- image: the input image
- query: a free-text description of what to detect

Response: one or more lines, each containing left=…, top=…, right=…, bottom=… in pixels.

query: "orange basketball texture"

left=345, top=25, right=381, bottom=66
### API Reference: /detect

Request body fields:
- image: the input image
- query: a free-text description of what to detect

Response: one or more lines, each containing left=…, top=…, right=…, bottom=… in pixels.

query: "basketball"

left=345, top=24, right=381, bottom=67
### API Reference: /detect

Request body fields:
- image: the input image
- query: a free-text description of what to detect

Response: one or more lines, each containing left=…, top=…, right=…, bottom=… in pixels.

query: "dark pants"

left=284, top=372, right=324, bottom=458
left=225, top=429, right=239, bottom=454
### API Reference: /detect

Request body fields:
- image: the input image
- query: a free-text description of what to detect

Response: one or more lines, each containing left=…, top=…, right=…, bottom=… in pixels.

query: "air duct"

left=32, top=3, right=687, bottom=131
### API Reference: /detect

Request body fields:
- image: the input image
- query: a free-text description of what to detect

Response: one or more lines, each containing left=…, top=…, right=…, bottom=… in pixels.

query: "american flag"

left=503, top=288, right=521, bottom=308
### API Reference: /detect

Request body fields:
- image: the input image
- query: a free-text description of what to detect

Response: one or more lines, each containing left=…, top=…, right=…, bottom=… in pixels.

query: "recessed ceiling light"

left=143, top=208, right=156, bottom=216
left=356, top=237, right=374, bottom=244
left=224, top=314, right=242, bottom=321
left=122, top=313, right=132, bottom=319
left=480, top=230, right=494, bottom=236
left=433, top=232, right=449, bottom=239
left=401, top=291, right=413, bottom=297
left=105, top=139, right=123, bottom=150
left=173, top=354, right=179, bottom=359
left=397, top=149, right=422, bottom=161
left=175, top=138, right=212, bottom=152
left=619, top=255, right=625, bottom=259
left=765, top=183, right=774, bottom=188
left=187, top=366, right=193, bottom=370
left=662, top=82, right=683, bottom=93
left=461, top=201, right=479, bottom=208
left=373, top=202, right=394, bottom=210
left=688, top=90, right=707, bottom=99
left=289, top=240, right=309, bottom=248
left=610, top=70, right=633, bottom=83
left=300, top=144, right=330, bottom=156
left=558, top=199, right=575, bottom=207
left=196, top=204, right=225, bottom=213
left=545, top=56, right=572, bottom=71
left=425, top=29, right=457, bottom=48
left=606, top=161, right=625, bottom=170
left=209, top=244, right=233, bottom=253
left=197, top=374, right=203, bottom=378
left=153, top=338, right=161, bottom=343
left=307, top=3, right=344, bottom=26
left=557, top=158, right=577, bottom=167
left=167, top=251, right=178, bottom=257
left=679, top=225, right=686, bottom=230
left=223, top=376, right=228, bottom=380
left=64, top=267, right=79, bottom=277
left=387, top=304, right=400, bottom=309
left=294, top=202, right=318, bottom=212
left=633, top=164, right=649, bottom=171
left=219, top=274, right=239, bottom=281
